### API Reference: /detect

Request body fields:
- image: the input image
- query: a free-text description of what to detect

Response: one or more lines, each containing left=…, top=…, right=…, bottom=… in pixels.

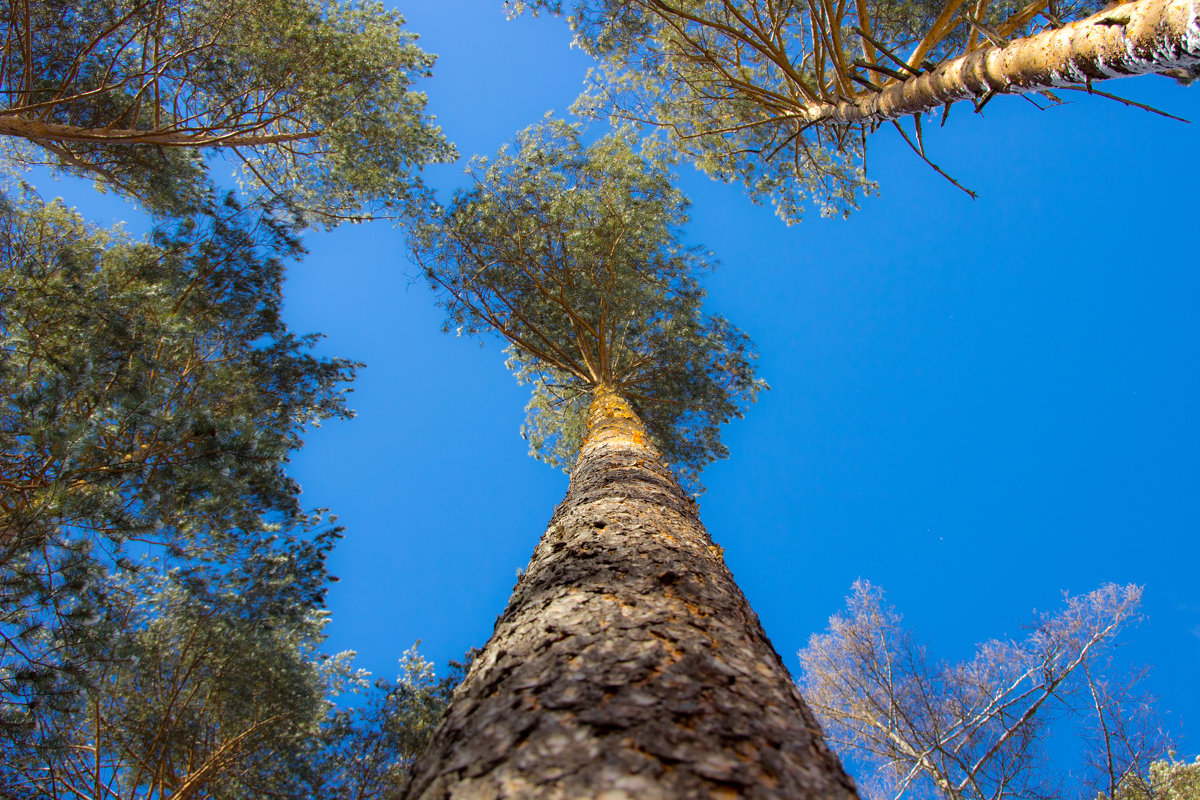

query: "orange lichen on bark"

left=583, top=386, right=650, bottom=450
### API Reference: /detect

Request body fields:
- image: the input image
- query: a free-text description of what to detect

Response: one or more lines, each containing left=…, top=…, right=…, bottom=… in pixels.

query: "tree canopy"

left=409, top=120, right=765, bottom=490
left=0, top=534, right=346, bottom=800
left=0, top=0, right=454, bottom=219
left=0, top=528, right=466, bottom=799
left=0, top=187, right=356, bottom=720
left=509, top=0, right=1198, bottom=221
left=1104, top=756, right=1200, bottom=800
left=799, top=581, right=1171, bottom=800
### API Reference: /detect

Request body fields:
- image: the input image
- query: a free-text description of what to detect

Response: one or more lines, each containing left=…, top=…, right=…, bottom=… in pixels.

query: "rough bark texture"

left=397, top=389, right=859, bottom=800
left=804, top=0, right=1199, bottom=125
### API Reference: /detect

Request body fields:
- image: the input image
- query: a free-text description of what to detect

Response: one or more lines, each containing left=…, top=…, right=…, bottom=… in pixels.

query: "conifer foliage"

left=0, top=0, right=454, bottom=220
left=0, top=188, right=356, bottom=724
left=510, top=0, right=1198, bottom=221
left=0, top=0, right=465, bottom=789
left=0, top=530, right=465, bottom=799
left=410, top=120, right=766, bottom=490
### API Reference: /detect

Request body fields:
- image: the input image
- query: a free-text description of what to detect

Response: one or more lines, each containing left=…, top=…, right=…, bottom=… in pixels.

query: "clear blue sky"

left=43, top=0, right=1200, bottom=778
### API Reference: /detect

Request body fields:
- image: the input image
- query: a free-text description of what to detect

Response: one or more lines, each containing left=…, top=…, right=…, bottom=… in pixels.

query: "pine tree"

left=400, top=120, right=857, bottom=798
left=0, top=187, right=356, bottom=725
left=0, top=528, right=468, bottom=800
left=509, top=0, right=1198, bottom=221
left=0, top=0, right=454, bottom=220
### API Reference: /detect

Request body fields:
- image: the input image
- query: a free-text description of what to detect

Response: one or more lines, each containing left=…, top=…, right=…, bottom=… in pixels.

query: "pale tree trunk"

left=807, top=0, right=1199, bottom=125
left=397, top=388, right=858, bottom=800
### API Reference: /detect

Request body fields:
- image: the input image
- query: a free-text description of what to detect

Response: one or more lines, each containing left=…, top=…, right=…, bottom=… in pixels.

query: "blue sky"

left=41, top=0, right=1200, bottom=782
left=303, top=0, right=1200, bottom=762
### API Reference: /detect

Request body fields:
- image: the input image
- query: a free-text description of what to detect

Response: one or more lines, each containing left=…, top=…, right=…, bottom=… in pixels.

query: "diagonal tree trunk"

left=398, top=388, right=858, bottom=799
left=804, top=0, right=1199, bottom=125
left=0, top=115, right=319, bottom=147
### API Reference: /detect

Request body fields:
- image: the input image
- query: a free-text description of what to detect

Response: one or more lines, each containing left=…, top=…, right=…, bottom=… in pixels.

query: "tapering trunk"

left=397, top=388, right=858, bottom=799
left=804, top=0, right=1199, bottom=126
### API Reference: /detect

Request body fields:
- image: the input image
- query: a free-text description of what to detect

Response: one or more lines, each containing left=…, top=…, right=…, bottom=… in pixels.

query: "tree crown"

left=799, top=581, right=1174, bottom=800
left=508, top=0, right=1132, bottom=221
left=0, top=186, right=357, bottom=721
left=1, top=0, right=455, bottom=221
left=410, top=120, right=765, bottom=490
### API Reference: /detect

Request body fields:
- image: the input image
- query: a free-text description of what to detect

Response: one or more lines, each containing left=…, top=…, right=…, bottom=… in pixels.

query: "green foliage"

left=313, top=646, right=471, bottom=796
left=0, top=0, right=461, bottom=779
left=507, top=0, right=1109, bottom=222
left=516, top=361, right=593, bottom=475
left=1104, top=757, right=1200, bottom=800
left=1, top=0, right=454, bottom=221
left=0, top=187, right=357, bottom=721
left=410, top=120, right=765, bottom=489
left=0, top=528, right=466, bottom=800
left=0, top=531, right=339, bottom=797
left=508, top=0, right=873, bottom=220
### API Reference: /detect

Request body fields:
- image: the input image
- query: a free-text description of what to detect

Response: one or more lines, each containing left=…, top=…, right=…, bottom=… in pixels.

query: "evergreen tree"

left=1105, top=756, right=1200, bottom=800
left=0, top=187, right=356, bottom=724
left=0, top=0, right=454, bottom=220
left=400, top=120, right=856, bottom=798
left=509, top=0, right=1198, bottom=221
left=0, top=531, right=345, bottom=800
left=313, top=647, right=471, bottom=799
left=0, top=529, right=467, bottom=800
left=412, top=119, right=764, bottom=492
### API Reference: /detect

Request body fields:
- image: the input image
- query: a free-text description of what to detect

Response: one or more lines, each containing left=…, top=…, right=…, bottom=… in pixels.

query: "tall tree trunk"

left=804, top=0, right=1199, bottom=125
left=398, top=388, right=858, bottom=799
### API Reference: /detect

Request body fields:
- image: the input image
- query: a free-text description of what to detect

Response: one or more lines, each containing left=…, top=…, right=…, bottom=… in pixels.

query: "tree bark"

left=397, top=388, right=858, bottom=799
left=0, top=115, right=318, bottom=147
left=803, top=0, right=1199, bottom=125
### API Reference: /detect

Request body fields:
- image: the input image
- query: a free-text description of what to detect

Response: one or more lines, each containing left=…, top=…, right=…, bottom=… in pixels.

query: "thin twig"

left=974, top=88, right=998, bottom=113
left=852, top=59, right=911, bottom=81
left=848, top=72, right=882, bottom=92
left=1060, top=85, right=1191, bottom=123
left=890, top=119, right=977, bottom=199
left=960, top=10, right=1009, bottom=46
left=851, top=26, right=923, bottom=76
